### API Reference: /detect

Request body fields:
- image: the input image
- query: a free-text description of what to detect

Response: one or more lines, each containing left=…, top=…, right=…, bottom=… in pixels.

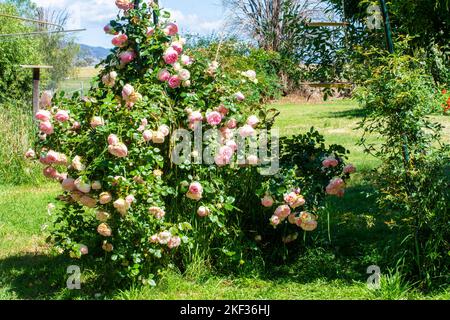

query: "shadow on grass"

left=327, top=108, right=368, bottom=119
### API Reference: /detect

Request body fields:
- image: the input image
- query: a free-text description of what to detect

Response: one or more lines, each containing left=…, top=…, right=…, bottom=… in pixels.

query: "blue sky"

left=33, top=0, right=227, bottom=48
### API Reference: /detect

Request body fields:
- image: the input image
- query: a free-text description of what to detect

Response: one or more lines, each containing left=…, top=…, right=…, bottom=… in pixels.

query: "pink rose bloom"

left=326, top=178, right=345, bottom=196
left=164, top=22, right=178, bottom=36
left=90, top=116, right=105, bottom=128
left=235, top=92, right=245, bottom=101
left=104, top=24, right=117, bottom=35
left=288, top=214, right=298, bottom=225
left=247, top=155, right=258, bottom=165
left=171, top=41, right=183, bottom=54
left=40, top=121, right=54, bottom=135
left=97, top=223, right=112, bottom=237
left=261, top=195, right=274, bottom=208
left=39, top=91, right=52, bottom=108
left=163, top=48, right=179, bottom=65
left=102, top=71, right=117, bottom=87
left=274, top=205, right=291, bottom=219
left=270, top=215, right=280, bottom=227
left=178, top=69, right=190, bottom=81
left=45, top=150, right=59, bottom=164
left=72, top=122, right=81, bottom=130
left=108, top=134, right=119, bottom=146
left=35, top=110, right=51, bottom=122
left=217, top=104, right=229, bottom=116
left=158, top=69, right=171, bottom=82
left=197, top=206, right=210, bottom=218
left=227, top=118, right=237, bottom=129
left=108, top=143, right=128, bottom=158
left=80, top=195, right=97, bottom=208
left=206, top=111, right=222, bottom=126
left=79, top=245, right=89, bottom=255
left=186, top=191, right=202, bottom=201
left=215, top=145, right=234, bottom=166
left=226, top=140, right=238, bottom=152
left=167, top=236, right=181, bottom=249
left=146, top=27, right=155, bottom=36
left=158, top=231, right=172, bottom=244
left=183, top=81, right=191, bottom=88
left=119, top=50, right=136, bottom=64
left=247, top=115, right=259, bottom=128
left=113, top=198, right=130, bottom=216
left=143, top=130, right=153, bottom=142
left=220, top=127, right=233, bottom=140
left=181, top=55, right=193, bottom=66
left=54, top=110, right=69, bottom=122
left=344, top=164, right=356, bottom=174
left=152, top=131, right=165, bottom=144
left=158, top=125, right=170, bottom=137
left=25, top=149, right=35, bottom=159
left=239, top=125, right=255, bottom=138
left=300, top=220, right=318, bottom=232
left=92, top=181, right=102, bottom=190
left=122, top=84, right=135, bottom=99
left=322, top=156, right=339, bottom=168
left=189, top=181, right=203, bottom=195
left=112, top=34, right=128, bottom=47
left=125, top=195, right=135, bottom=204
left=43, top=166, right=59, bottom=180
left=284, top=192, right=297, bottom=205
left=74, top=177, right=91, bottom=194
left=150, top=235, right=159, bottom=243
left=99, top=192, right=113, bottom=205
left=149, top=206, right=166, bottom=219
left=115, top=0, right=134, bottom=10
left=168, top=75, right=181, bottom=89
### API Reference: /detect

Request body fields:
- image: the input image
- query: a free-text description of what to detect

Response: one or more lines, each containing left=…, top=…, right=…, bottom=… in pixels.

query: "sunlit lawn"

left=1, top=100, right=449, bottom=300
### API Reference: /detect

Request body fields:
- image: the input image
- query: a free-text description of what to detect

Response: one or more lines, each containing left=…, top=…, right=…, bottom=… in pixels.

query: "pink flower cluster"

left=326, top=178, right=346, bottom=197
left=159, top=37, right=192, bottom=89
left=112, top=34, right=128, bottom=47
left=322, top=155, right=339, bottom=168
left=150, top=231, right=181, bottom=249
left=108, top=135, right=128, bottom=158
left=122, top=84, right=142, bottom=107
left=115, top=0, right=134, bottom=11
left=186, top=181, right=203, bottom=201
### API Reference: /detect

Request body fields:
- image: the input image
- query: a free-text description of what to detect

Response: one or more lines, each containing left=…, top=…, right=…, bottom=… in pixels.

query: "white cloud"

left=167, top=8, right=224, bottom=34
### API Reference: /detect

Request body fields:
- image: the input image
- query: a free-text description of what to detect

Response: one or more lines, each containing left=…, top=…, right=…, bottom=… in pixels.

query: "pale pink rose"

left=97, top=223, right=112, bottom=237
left=171, top=41, right=183, bottom=54
left=72, top=122, right=81, bottom=131
left=217, top=104, right=229, bottom=116
left=102, top=242, right=114, bottom=252
left=215, top=146, right=234, bottom=166
left=108, top=143, right=128, bottom=158
left=167, top=236, right=181, bottom=249
left=274, top=205, right=291, bottom=219
left=152, top=131, right=165, bottom=144
left=25, top=149, right=36, bottom=159
left=107, top=134, right=119, bottom=146
left=220, top=127, right=233, bottom=140
left=54, top=110, right=70, bottom=122
left=113, top=198, right=130, bottom=216
left=80, top=195, right=97, bottom=208
left=326, top=178, right=346, bottom=196
left=122, top=84, right=134, bottom=99
left=74, top=177, right=91, bottom=194
left=178, top=69, right=190, bottom=81
left=150, top=235, right=159, bottom=243
left=226, top=140, right=238, bottom=152
left=182, top=80, right=191, bottom=87
left=206, top=111, right=222, bottom=126
left=43, top=166, right=59, bottom=180
left=72, top=156, right=85, bottom=171
left=146, top=27, right=155, bottom=36
left=189, top=181, right=203, bottom=195
left=91, top=181, right=102, bottom=190
left=181, top=55, right=193, bottom=66
left=149, top=206, right=166, bottom=219
left=288, top=214, right=298, bottom=225
left=291, top=197, right=306, bottom=209
left=90, top=116, right=105, bottom=128
left=115, top=0, right=134, bottom=10
left=197, top=206, right=210, bottom=217
left=189, top=111, right=203, bottom=123
left=45, top=150, right=59, bottom=163
left=125, top=195, right=135, bottom=204
left=270, top=215, right=280, bottom=227
left=344, top=164, right=356, bottom=174
left=227, top=118, right=238, bottom=129
left=143, top=130, right=153, bottom=142
left=158, top=125, right=170, bottom=137
left=247, top=115, right=259, bottom=128
left=235, top=91, right=245, bottom=101
left=284, top=192, right=297, bottom=205
left=39, top=121, right=54, bottom=135
left=322, top=156, right=339, bottom=168
left=99, top=192, right=113, bottom=205
left=35, top=110, right=51, bottom=122
left=186, top=191, right=202, bottom=201
left=158, top=231, right=172, bottom=245
left=96, top=211, right=110, bottom=222
left=102, top=71, right=118, bottom=87
left=168, top=75, right=181, bottom=88
left=61, top=177, right=76, bottom=191
left=158, top=69, right=171, bottom=82
left=104, top=24, right=117, bottom=35
left=261, top=195, right=274, bottom=208
left=239, top=125, right=255, bottom=138
left=119, top=50, right=136, bottom=64
left=173, top=62, right=182, bottom=72
left=163, top=47, right=179, bottom=65
left=300, top=220, right=318, bottom=232
left=164, top=22, right=178, bottom=36
left=112, top=34, right=128, bottom=47
left=79, top=245, right=89, bottom=255
left=39, top=91, right=52, bottom=108
left=247, top=155, right=258, bottom=165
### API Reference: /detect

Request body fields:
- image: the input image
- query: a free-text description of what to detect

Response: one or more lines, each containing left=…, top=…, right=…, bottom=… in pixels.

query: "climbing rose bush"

left=29, top=3, right=354, bottom=283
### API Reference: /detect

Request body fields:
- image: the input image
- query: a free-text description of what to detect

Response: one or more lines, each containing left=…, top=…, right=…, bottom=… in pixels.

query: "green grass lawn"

left=0, top=100, right=449, bottom=300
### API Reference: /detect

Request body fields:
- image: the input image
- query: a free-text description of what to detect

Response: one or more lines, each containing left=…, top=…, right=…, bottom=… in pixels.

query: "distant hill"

left=76, top=44, right=110, bottom=67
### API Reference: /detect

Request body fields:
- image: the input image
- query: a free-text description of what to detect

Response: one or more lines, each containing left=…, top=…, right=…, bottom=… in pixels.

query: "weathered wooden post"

left=20, top=65, right=53, bottom=115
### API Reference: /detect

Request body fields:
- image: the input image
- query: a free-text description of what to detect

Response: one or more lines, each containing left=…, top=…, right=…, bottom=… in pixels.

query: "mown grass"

left=0, top=100, right=449, bottom=300
left=58, top=67, right=98, bottom=96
